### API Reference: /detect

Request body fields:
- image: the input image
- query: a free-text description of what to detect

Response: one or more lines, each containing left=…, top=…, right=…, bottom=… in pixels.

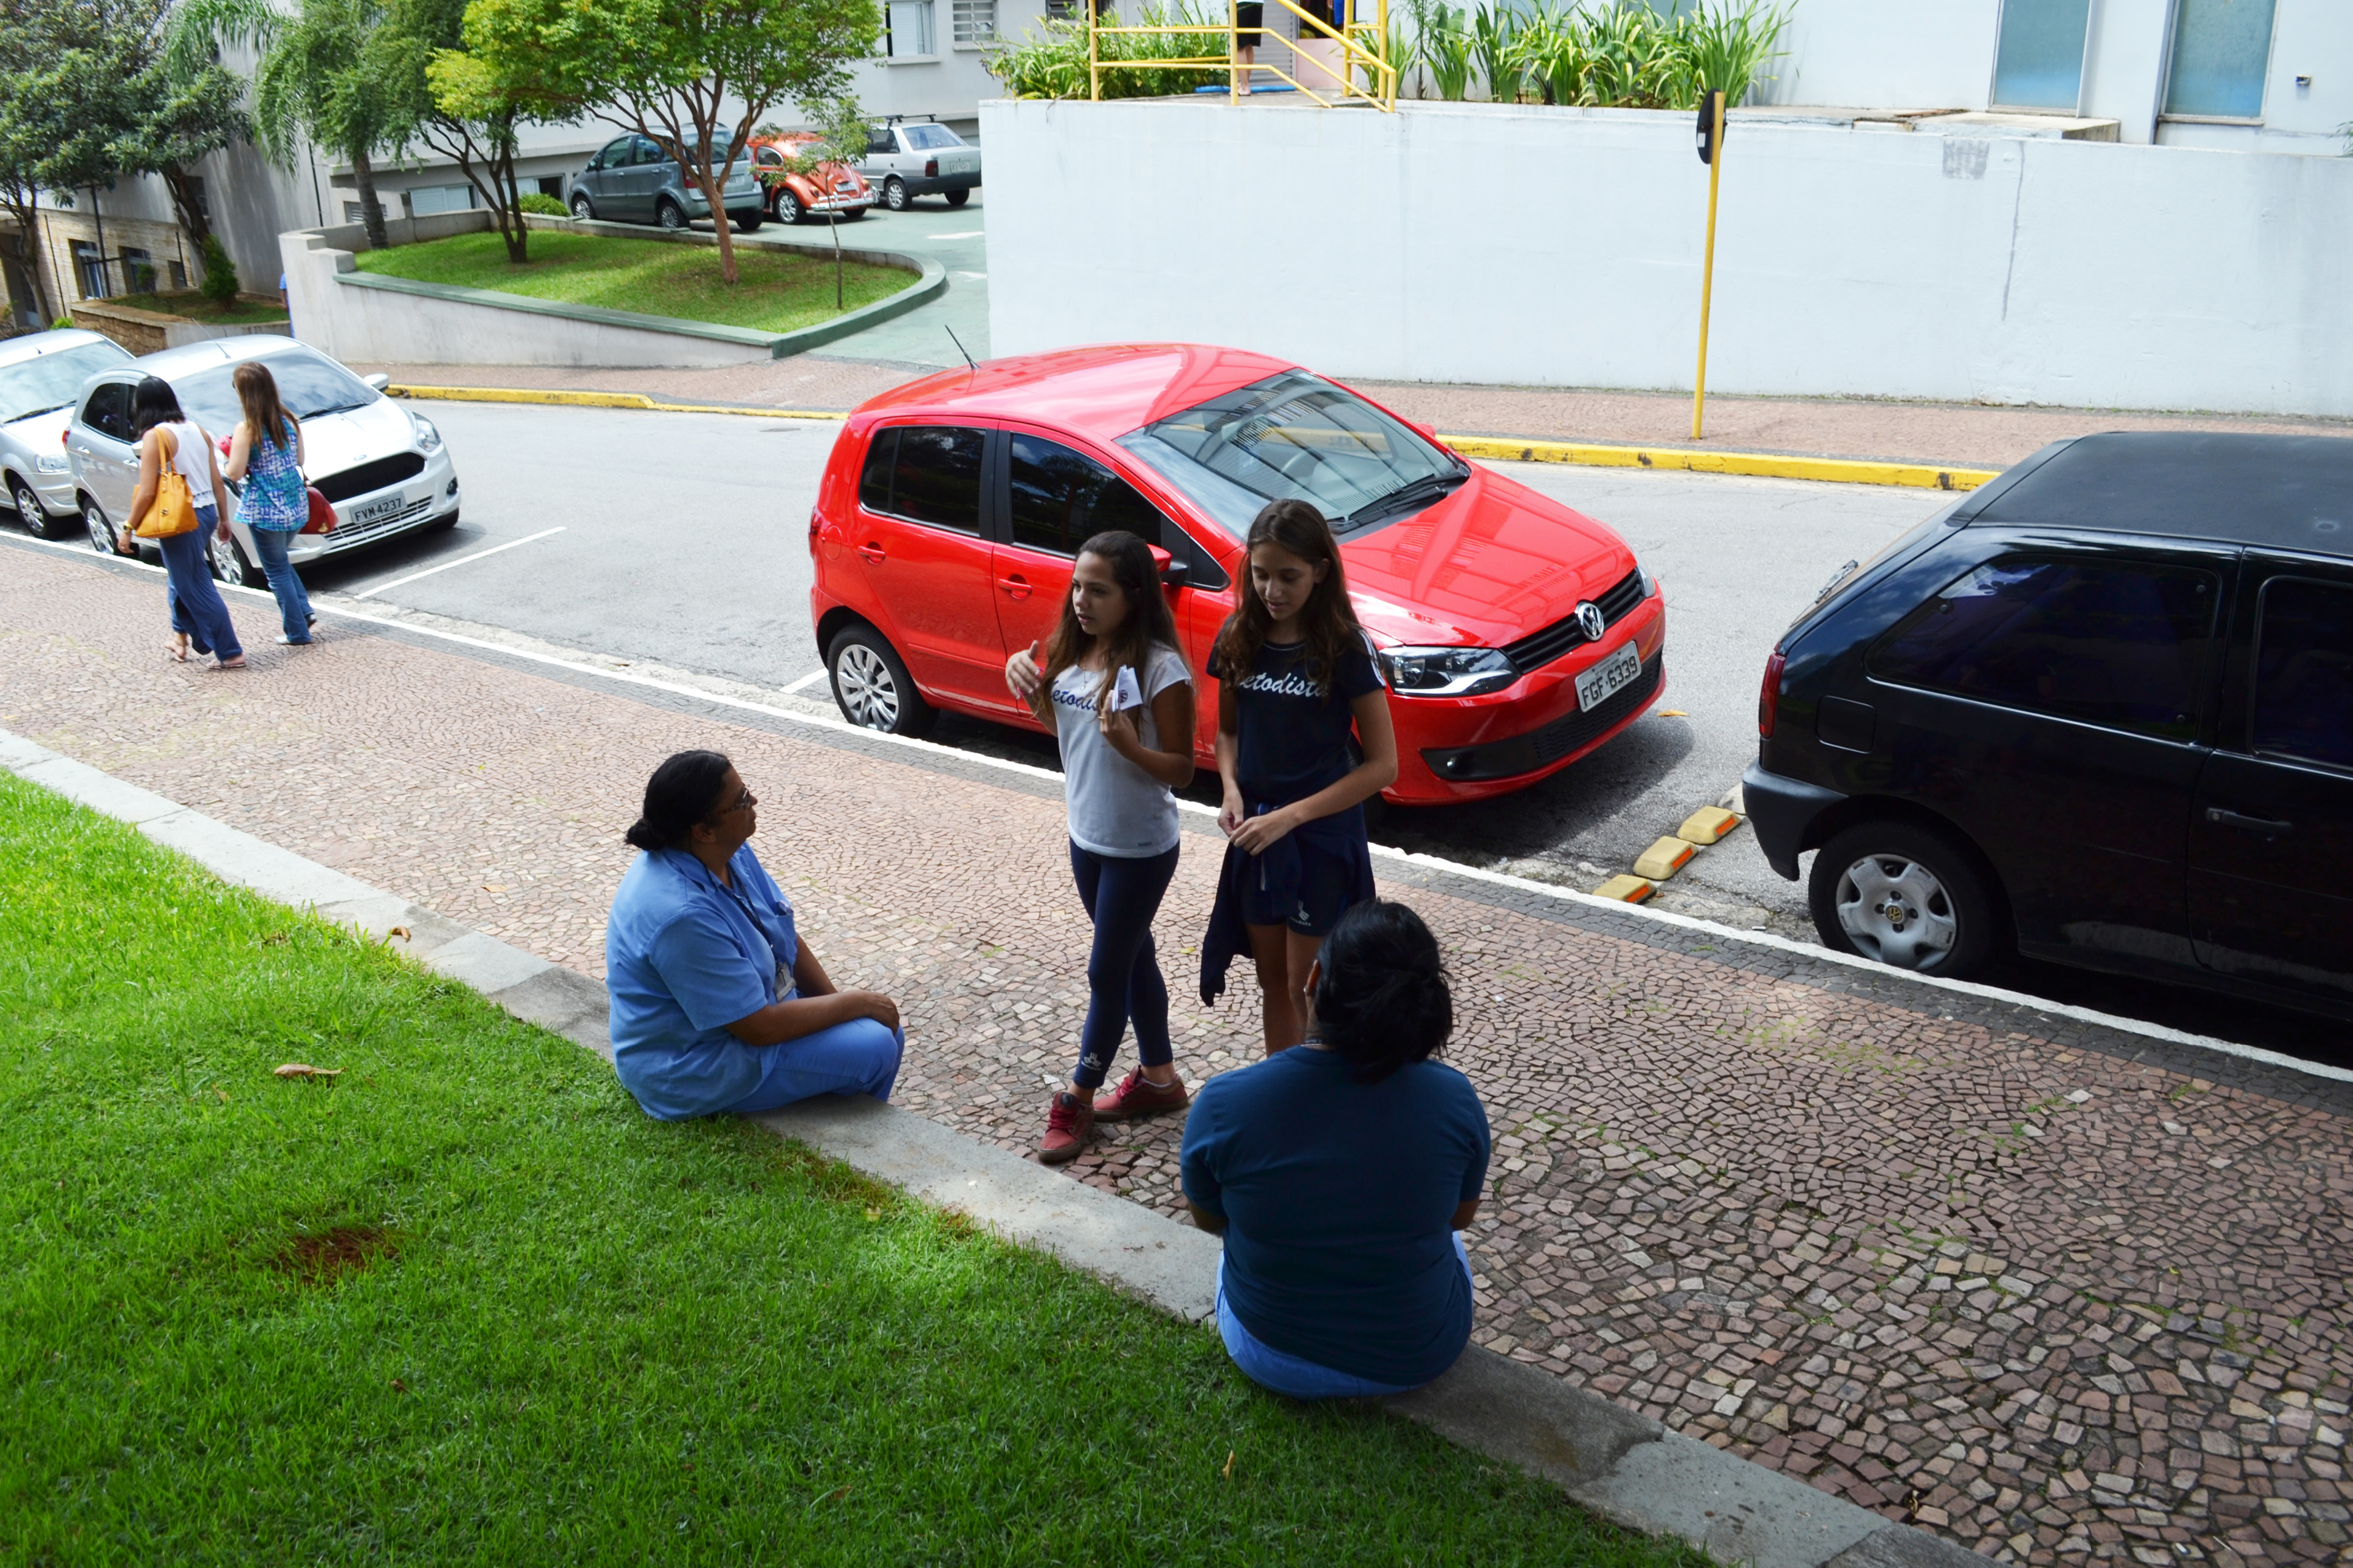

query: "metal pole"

left=1690, top=91, right=1724, bottom=442
left=1090, top=0, right=1102, bottom=100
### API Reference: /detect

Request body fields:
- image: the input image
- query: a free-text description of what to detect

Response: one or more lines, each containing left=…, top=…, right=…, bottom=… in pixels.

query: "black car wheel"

left=945, top=188, right=970, bottom=207
left=1809, top=819, right=2001, bottom=978
left=775, top=188, right=804, bottom=224
left=656, top=197, right=687, bottom=230
left=9, top=477, right=54, bottom=540
left=732, top=209, right=763, bottom=232
left=882, top=177, right=909, bottom=212
left=569, top=192, right=596, bottom=221
left=827, top=625, right=936, bottom=738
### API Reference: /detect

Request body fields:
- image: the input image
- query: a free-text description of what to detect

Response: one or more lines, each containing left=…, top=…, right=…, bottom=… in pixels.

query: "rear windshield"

left=1116, top=371, right=1463, bottom=539
left=902, top=123, right=963, bottom=149
left=171, top=351, right=379, bottom=434
left=0, top=341, right=132, bottom=425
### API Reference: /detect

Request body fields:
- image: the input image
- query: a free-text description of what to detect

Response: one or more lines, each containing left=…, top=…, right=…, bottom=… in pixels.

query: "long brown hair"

left=1209, top=498, right=1364, bottom=690
left=233, top=362, right=297, bottom=454
left=1029, top=530, right=1185, bottom=721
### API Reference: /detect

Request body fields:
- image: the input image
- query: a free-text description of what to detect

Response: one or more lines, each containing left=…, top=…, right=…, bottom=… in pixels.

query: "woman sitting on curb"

left=605, top=749, right=903, bottom=1119
left=1180, top=899, right=1490, bottom=1400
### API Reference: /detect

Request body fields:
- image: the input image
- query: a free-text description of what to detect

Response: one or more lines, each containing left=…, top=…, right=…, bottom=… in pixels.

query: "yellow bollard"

left=1691, top=89, right=1725, bottom=442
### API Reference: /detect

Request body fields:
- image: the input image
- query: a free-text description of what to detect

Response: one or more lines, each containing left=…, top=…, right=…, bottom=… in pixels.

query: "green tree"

left=462, top=0, right=879, bottom=285
left=0, top=0, right=159, bottom=310
left=115, top=47, right=250, bottom=248
left=172, top=0, right=425, bottom=250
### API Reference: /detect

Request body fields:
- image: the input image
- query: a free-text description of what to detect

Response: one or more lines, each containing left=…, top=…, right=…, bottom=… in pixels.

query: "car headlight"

left=411, top=413, right=442, bottom=454
left=1378, top=645, right=1519, bottom=697
left=35, top=453, right=69, bottom=473
left=1635, top=558, right=1657, bottom=600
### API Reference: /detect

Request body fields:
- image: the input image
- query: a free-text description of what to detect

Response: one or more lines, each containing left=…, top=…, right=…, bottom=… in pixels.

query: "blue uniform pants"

left=726, top=1018, right=902, bottom=1114
left=1069, top=841, right=1180, bottom=1089
left=1215, top=1234, right=1474, bottom=1400
left=159, top=509, right=241, bottom=662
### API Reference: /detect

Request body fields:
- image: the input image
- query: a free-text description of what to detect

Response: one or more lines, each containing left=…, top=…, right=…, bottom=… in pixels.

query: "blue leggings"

left=727, top=1018, right=903, bottom=1114
left=1069, top=841, right=1180, bottom=1090
left=1217, top=1234, right=1475, bottom=1400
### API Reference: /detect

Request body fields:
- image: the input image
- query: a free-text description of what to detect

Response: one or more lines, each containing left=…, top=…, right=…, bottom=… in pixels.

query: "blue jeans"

left=159, top=508, right=241, bottom=662
left=727, top=1019, right=903, bottom=1114
left=249, top=526, right=314, bottom=642
left=1069, top=841, right=1180, bottom=1089
left=1216, top=1234, right=1474, bottom=1401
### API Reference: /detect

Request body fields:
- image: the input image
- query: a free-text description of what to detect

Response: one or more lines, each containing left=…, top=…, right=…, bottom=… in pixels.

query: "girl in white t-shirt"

left=1003, top=529, right=1197, bottom=1165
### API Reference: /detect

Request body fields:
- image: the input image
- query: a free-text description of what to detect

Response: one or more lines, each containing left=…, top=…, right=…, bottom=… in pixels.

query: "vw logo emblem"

left=1575, top=601, right=1606, bottom=642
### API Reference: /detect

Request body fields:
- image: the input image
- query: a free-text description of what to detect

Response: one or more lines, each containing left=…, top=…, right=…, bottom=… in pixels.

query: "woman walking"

left=1003, top=530, right=1197, bottom=1165
left=221, top=361, right=316, bottom=646
left=114, top=377, right=242, bottom=670
left=1201, top=498, right=1397, bottom=1052
left=1182, top=898, right=1489, bottom=1400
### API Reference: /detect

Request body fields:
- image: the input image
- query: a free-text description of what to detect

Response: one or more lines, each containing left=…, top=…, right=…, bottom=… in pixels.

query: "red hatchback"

left=808, top=344, right=1666, bottom=806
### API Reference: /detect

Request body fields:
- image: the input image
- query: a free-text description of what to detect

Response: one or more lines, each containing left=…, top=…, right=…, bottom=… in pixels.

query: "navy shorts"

left=1238, top=834, right=1355, bottom=936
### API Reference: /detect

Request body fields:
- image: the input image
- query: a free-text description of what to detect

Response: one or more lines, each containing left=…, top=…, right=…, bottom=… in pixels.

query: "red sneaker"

left=1038, top=1092, right=1095, bottom=1165
left=1092, top=1069, right=1190, bottom=1122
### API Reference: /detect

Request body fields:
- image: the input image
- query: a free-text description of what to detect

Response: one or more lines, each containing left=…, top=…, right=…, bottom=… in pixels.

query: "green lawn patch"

left=353, top=229, right=912, bottom=335
left=146, top=290, right=290, bottom=326
left=0, top=772, right=1706, bottom=1566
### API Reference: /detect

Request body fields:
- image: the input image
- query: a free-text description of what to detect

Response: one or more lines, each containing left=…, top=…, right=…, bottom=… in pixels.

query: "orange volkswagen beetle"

left=751, top=132, right=875, bottom=225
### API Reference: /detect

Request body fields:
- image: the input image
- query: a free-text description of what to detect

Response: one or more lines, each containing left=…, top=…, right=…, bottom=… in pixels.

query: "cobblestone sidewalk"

left=4, top=546, right=2346, bottom=1568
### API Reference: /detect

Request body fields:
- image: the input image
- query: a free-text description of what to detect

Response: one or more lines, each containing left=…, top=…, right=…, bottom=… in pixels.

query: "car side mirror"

left=364, top=372, right=390, bottom=391
left=1150, top=544, right=1188, bottom=587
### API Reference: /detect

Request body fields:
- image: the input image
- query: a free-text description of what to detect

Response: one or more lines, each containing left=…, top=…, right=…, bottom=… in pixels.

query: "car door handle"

left=2206, top=807, right=2293, bottom=837
left=856, top=541, right=885, bottom=564
left=997, top=574, right=1031, bottom=600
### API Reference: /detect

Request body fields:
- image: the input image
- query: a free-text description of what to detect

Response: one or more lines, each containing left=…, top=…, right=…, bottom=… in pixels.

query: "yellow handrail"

left=1087, top=0, right=1393, bottom=109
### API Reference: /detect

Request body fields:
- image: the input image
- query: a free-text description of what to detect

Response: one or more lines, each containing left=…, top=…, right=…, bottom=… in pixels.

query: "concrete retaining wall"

left=70, top=298, right=291, bottom=357
left=280, top=210, right=942, bottom=369
left=980, top=98, right=2353, bottom=418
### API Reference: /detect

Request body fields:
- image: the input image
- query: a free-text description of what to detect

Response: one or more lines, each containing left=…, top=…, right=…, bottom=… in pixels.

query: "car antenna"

left=944, top=325, right=977, bottom=374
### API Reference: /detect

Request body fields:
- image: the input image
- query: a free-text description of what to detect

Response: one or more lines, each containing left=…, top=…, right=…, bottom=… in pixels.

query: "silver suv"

left=568, top=135, right=767, bottom=232
left=857, top=121, right=981, bottom=213
left=2, top=329, right=132, bottom=539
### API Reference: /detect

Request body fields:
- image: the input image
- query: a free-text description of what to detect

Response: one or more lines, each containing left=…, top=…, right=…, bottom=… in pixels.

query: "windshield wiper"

left=305, top=400, right=373, bottom=417
left=4, top=401, right=72, bottom=422
left=1343, top=471, right=1466, bottom=532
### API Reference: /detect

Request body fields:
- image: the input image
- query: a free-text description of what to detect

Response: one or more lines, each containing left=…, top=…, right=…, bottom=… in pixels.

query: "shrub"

left=518, top=191, right=568, bottom=216
left=198, top=236, right=239, bottom=307
left=986, top=3, right=1231, bottom=100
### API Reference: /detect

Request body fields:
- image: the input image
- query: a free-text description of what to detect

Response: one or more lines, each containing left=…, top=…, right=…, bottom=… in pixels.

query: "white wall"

left=981, top=97, right=2353, bottom=417
left=1754, top=0, right=1999, bottom=113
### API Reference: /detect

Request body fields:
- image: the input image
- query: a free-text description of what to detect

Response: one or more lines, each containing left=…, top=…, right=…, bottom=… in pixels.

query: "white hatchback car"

left=66, top=336, right=459, bottom=584
left=1, top=329, right=134, bottom=539
left=856, top=120, right=981, bottom=212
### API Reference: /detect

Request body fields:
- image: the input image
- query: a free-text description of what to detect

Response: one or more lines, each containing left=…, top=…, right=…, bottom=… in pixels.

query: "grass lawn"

left=142, top=290, right=290, bottom=326
left=353, top=230, right=911, bottom=335
left=0, top=772, right=1708, bottom=1566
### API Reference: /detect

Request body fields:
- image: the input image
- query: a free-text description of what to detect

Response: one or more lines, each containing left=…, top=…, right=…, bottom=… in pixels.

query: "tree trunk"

left=2, top=191, right=52, bottom=326
left=495, top=115, right=527, bottom=264
left=351, top=146, right=390, bottom=249
left=161, top=167, right=213, bottom=247
left=696, top=152, right=738, bottom=285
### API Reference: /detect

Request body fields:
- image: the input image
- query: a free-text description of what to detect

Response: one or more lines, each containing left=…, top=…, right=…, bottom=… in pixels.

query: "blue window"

left=2164, top=0, right=2278, bottom=118
left=1991, top=0, right=2093, bottom=112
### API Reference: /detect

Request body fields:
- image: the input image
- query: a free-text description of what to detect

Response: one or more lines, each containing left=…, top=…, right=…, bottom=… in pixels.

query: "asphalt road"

left=28, top=395, right=2323, bottom=1061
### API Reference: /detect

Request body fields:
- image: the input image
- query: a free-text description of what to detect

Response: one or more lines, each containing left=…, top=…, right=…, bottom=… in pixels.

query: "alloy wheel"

left=83, top=496, right=117, bottom=555
left=9, top=478, right=50, bottom=540
left=570, top=194, right=594, bottom=221
left=833, top=642, right=900, bottom=730
left=777, top=190, right=803, bottom=224
left=1832, top=853, right=1958, bottom=971
left=208, top=527, right=242, bottom=584
left=884, top=178, right=907, bottom=212
left=657, top=199, right=686, bottom=230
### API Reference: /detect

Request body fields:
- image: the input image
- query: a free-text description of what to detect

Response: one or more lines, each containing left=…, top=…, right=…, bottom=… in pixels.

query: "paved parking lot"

left=2, top=542, right=2346, bottom=1568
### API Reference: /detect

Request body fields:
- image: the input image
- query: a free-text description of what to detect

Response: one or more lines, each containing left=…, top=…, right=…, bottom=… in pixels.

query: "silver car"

left=66, top=336, right=460, bottom=584
left=2, top=329, right=135, bottom=540
left=567, top=134, right=768, bottom=232
left=857, top=121, right=981, bottom=213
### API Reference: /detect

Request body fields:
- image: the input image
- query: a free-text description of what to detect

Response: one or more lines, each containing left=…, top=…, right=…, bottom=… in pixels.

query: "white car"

left=857, top=120, right=981, bottom=213
left=2, top=329, right=135, bottom=539
left=66, top=336, right=459, bottom=584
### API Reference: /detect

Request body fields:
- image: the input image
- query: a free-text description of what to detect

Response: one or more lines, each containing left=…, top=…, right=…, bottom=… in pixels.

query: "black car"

left=1743, top=432, right=2353, bottom=1020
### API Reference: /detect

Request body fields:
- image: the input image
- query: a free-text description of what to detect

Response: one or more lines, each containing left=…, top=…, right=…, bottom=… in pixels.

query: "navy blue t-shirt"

left=1181, top=1047, right=1491, bottom=1388
left=1229, top=634, right=1384, bottom=807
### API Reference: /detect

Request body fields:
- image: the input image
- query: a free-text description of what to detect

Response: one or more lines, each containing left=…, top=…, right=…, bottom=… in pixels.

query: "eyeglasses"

left=712, top=786, right=757, bottom=817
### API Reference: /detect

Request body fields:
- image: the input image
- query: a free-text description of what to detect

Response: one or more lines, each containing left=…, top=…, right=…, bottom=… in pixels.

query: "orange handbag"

left=134, top=431, right=200, bottom=539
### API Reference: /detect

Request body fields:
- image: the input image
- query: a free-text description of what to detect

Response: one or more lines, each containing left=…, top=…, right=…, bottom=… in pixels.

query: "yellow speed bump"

left=1678, top=806, right=1742, bottom=845
left=1632, top=837, right=1696, bottom=881
left=1593, top=874, right=1657, bottom=904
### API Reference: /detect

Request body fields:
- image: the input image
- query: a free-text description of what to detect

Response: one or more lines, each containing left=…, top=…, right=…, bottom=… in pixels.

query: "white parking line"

left=926, top=230, right=984, bottom=239
left=351, top=527, right=565, bottom=600
left=783, top=668, right=829, bottom=694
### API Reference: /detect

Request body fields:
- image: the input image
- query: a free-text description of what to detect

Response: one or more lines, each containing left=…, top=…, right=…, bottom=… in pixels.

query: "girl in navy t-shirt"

left=1202, top=498, right=1398, bottom=1052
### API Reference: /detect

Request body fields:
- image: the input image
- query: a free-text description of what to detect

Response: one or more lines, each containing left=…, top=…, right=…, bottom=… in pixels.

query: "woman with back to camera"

left=221, top=361, right=317, bottom=646
left=1181, top=898, right=1490, bottom=1400
left=1200, top=498, right=1397, bottom=1053
left=1003, top=529, right=1198, bottom=1165
left=605, top=749, right=904, bottom=1120
left=114, top=375, right=243, bottom=670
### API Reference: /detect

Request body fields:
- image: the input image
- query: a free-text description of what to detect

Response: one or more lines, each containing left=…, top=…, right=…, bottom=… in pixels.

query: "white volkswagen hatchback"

left=66, top=336, right=458, bottom=583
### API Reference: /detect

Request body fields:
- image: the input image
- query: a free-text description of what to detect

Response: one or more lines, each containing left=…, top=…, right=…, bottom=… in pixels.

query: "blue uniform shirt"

left=1181, top=1047, right=1491, bottom=1388
left=605, top=843, right=800, bottom=1120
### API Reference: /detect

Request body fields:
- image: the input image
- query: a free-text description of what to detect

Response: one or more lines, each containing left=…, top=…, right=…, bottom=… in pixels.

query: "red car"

left=751, top=132, right=873, bottom=224
left=808, top=344, right=1666, bottom=806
